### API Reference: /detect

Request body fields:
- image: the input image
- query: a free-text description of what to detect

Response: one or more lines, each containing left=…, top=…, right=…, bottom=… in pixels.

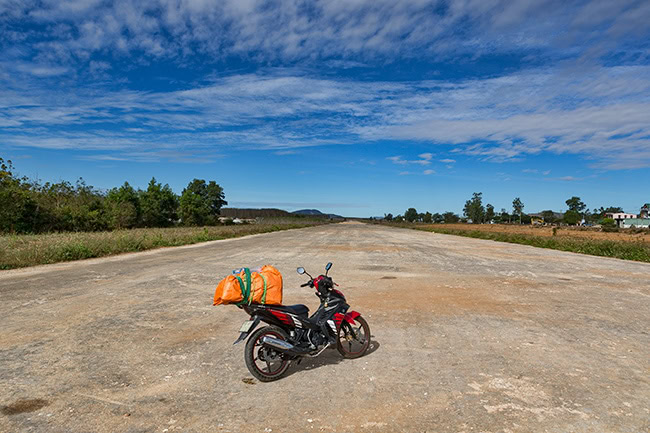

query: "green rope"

left=235, top=267, right=253, bottom=306
left=235, top=275, right=247, bottom=306
left=260, top=273, right=268, bottom=304
left=244, top=268, right=252, bottom=305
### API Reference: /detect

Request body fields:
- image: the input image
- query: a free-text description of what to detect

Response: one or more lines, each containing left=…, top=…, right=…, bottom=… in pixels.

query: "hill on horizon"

left=292, top=209, right=344, bottom=219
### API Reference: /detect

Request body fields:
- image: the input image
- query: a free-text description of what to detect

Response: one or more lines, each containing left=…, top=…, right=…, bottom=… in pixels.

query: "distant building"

left=606, top=212, right=637, bottom=227
left=621, top=218, right=650, bottom=229
left=641, top=203, right=650, bottom=219
left=606, top=212, right=636, bottom=220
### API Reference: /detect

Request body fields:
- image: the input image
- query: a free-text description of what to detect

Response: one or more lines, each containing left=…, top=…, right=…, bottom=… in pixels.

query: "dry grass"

left=0, top=219, right=329, bottom=270
left=378, top=222, right=650, bottom=263
left=426, top=223, right=650, bottom=243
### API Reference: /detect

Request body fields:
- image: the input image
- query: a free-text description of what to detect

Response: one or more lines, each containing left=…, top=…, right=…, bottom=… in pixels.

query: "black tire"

left=244, top=326, right=291, bottom=382
left=337, top=315, right=370, bottom=359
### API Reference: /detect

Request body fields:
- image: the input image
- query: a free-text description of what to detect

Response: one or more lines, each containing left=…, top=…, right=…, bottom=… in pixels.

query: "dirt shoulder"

left=421, top=222, right=650, bottom=243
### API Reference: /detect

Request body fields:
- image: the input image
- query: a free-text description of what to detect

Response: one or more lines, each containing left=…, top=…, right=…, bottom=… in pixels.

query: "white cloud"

left=2, top=63, right=650, bottom=169
left=387, top=153, right=433, bottom=166
left=2, top=0, right=648, bottom=68
left=423, top=169, right=435, bottom=175
left=387, top=156, right=408, bottom=165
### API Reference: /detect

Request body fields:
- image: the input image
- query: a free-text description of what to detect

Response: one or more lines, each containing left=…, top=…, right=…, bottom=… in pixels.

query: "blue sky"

left=1, top=1, right=649, bottom=217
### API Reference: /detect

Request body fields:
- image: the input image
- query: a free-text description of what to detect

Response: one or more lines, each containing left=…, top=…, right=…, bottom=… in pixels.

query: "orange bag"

left=213, top=265, right=283, bottom=306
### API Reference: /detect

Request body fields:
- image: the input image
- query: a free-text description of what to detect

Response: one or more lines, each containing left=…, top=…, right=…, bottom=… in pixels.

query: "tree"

left=463, top=192, right=485, bottom=223
left=0, top=158, right=38, bottom=233
left=394, top=214, right=404, bottom=222
left=442, top=212, right=459, bottom=223
left=105, top=182, right=141, bottom=229
left=179, top=179, right=227, bottom=226
left=384, top=213, right=393, bottom=221
left=563, top=210, right=581, bottom=225
left=423, top=211, right=433, bottom=223
left=140, top=177, right=179, bottom=227
left=541, top=210, right=556, bottom=224
left=497, top=208, right=511, bottom=224
left=404, top=208, right=418, bottom=223
left=432, top=212, right=443, bottom=223
left=593, top=206, right=622, bottom=220
left=512, top=197, right=524, bottom=224
left=566, top=196, right=586, bottom=214
left=600, top=218, right=616, bottom=229
left=485, top=204, right=495, bottom=223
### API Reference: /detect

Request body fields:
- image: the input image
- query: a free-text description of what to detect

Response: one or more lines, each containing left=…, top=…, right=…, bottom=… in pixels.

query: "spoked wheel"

left=244, top=326, right=291, bottom=382
left=337, top=315, right=371, bottom=359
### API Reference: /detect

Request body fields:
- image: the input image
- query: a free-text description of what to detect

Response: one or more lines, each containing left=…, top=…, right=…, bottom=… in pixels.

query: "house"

left=606, top=212, right=637, bottom=228
left=641, top=203, right=650, bottom=219
left=621, top=218, right=650, bottom=229
left=606, top=205, right=650, bottom=228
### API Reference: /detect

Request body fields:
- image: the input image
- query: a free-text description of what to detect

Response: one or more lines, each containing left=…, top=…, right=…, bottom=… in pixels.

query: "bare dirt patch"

left=426, top=223, right=650, bottom=243
left=359, top=275, right=540, bottom=319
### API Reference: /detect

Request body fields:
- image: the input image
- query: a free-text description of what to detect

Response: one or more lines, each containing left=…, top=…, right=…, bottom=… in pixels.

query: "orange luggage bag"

left=213, top=265, right=283, bottom=306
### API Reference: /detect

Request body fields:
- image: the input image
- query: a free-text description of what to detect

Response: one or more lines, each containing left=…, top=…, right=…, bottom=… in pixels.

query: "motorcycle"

left=233, top=262, right=371, bottom=382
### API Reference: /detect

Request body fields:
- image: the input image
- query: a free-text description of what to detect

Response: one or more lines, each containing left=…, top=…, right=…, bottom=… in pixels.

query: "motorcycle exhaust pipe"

left=261, top=336, right=311, bottom=355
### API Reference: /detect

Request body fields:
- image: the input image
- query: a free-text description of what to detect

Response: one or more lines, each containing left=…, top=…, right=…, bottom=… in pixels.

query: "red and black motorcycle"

left=234, top=262, right=371, bottom=381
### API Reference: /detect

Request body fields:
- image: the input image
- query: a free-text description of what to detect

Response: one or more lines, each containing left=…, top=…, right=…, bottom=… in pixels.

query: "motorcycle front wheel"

left=337, top=315, right=370, bottom=359
left=244, top=326, right=291, bottom=382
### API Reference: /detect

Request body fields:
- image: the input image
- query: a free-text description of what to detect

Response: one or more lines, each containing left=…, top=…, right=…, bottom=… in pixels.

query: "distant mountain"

left=292, top=209, right=344, bottom=219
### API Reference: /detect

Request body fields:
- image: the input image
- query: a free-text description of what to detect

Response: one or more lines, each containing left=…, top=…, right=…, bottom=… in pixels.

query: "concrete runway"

left=1, top=222, right=648, bottom=432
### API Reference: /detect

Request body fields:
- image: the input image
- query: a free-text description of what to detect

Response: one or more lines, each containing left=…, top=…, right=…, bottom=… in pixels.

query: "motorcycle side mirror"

left=325, top=262, right=332, bottom=275
left=297, top=267, right=305, bottom=275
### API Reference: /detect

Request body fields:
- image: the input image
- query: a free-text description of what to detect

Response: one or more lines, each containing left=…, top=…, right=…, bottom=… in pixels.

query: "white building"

left=621, top=219, right=650, bottom=228
left=607, top=212, right=637, bottom=220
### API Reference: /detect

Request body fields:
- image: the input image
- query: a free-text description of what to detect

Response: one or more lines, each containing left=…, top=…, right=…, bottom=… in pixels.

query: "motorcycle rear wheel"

left=337, top=315, right=370, bottom=359
left=244, top=326, right=291, bottom=382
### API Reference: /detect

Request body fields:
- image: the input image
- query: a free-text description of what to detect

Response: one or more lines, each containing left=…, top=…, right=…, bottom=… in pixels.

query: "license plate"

left=239, top=320, right=254, bottom=333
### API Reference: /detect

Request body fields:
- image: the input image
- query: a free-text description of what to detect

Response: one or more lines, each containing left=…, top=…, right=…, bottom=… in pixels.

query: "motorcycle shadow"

left=285, top=339, right=380, bottom=378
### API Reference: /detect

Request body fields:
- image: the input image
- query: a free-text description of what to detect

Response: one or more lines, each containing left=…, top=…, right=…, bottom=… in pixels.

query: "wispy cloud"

left=2, top=65, right=650, bottom=168
left=1, top=2, right=649, bottom=169
left=387, top=153, right=433, bottom=166
left=6, top=0, right=643, bottom=66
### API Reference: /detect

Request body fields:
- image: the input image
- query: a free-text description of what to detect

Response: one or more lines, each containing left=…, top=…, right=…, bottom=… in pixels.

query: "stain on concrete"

left=1, top=398, right=49, bottom=415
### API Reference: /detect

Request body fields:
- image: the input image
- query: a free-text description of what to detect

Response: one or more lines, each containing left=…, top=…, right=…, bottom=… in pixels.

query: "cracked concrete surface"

left=1, top=222, right=649, bottom=432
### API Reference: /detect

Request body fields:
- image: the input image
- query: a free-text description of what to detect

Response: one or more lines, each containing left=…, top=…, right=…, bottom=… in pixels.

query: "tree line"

left=0, top=157, right=227, bottom=233
left=384, top=193, right=627, bottom=226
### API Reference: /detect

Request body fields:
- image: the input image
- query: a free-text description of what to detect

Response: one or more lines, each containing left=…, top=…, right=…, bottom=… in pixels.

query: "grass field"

left=0, top=219, right=330, bottom=270
left=380, top=222, right=650, bottom=263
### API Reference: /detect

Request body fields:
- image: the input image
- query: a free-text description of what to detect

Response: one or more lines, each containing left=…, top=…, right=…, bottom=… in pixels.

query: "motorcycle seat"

left=273, top=304, right=310, bottom=317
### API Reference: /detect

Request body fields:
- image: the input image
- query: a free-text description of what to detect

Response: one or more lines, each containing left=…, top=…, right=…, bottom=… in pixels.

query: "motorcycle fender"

left=343, top=311, right=361, bottom=325
left=233, top=316, right=261, bottom=345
